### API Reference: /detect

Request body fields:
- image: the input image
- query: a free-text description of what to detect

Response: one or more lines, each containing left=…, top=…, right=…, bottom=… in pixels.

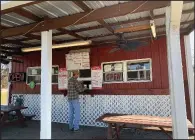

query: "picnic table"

left=1, top=105, right=28, bottom=128
left=96, top=113, right=194, bottom=139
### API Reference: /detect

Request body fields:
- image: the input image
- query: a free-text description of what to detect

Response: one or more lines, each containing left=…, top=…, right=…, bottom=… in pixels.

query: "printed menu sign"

left=66, top=52, right=90, bottom=70
left=58, top=68, right=67, bottom=90
left=91, top=66, right=102, bottom=89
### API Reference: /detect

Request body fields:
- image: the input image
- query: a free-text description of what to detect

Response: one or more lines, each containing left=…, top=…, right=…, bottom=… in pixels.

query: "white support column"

left=40, top=30, right=52, bottom=139
left=184, top=35, right=194, bottom=126
left=166, top=1, right=189, bottom=139
left=7, top=61, right=12, bottom=105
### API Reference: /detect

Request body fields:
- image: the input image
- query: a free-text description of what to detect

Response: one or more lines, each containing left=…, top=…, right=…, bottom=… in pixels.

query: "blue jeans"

left=68, top=99, right=80, bottom=130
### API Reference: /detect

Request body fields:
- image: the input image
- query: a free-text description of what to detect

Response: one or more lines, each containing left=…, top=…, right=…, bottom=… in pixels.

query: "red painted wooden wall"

left=11, top=36, right=188, bottom=96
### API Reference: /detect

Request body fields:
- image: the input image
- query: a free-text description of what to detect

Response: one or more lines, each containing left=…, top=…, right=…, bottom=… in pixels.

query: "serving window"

left=126, top=59, right=152, bottom=82
left=103, top=62, right=124, bottom=83
left=26, top=66, right=59, bottom=84
left=102, top=58, right=152, bottom=83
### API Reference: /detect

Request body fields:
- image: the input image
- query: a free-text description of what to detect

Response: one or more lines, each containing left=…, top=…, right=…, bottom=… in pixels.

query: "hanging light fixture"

left=22, top=40, right=92, bottom=52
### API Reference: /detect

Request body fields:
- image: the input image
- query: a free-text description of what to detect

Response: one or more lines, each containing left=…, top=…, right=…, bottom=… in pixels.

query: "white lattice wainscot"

left=11, top=94, right=171, bottom=127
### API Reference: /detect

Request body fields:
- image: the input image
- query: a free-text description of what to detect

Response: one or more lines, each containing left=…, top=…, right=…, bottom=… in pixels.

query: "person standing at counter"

left=67, top=70, right=85, bottom=132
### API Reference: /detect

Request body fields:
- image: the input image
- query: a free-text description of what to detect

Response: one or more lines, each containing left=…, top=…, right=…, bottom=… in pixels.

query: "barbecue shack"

left=1, top=1, right=194, bottom=139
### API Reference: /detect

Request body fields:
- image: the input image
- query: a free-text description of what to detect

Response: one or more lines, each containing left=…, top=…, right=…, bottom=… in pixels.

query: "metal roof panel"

left=77, top=28, right=112, bottom=37
left=83, top=1, right=127, bottom=10
left=53, top=34, right=76, bottom=41
left=65, top=21, right=101, bottom=31
left=23, top=1, right=83, bottom=19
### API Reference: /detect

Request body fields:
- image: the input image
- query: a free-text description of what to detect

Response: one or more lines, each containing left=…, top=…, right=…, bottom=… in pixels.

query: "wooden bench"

left=96, top=113, right=194, bottom=139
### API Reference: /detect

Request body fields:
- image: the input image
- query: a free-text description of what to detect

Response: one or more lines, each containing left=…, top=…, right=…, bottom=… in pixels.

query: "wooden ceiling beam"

left=1, top=1, right=45, bottom=14
left=114, top=24, right=151, bottom=33
left=1, top=1, right=172, bottom=38
left=13, top=8, right=41, bottom=21
left=98, top=19, right=114, bottom=33
left=72, top=1, right=91, bottom=12
left=72, top=8, right=194, bottom=33
left=89, top=21, right=193, bottom=40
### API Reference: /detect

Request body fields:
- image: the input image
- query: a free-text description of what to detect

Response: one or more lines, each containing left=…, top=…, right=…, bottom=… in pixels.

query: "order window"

left=26, top=66, right=59, bottom=84
left=103, top=62, right=124, bottom=82
left=126, top=59, right=151, bottom=81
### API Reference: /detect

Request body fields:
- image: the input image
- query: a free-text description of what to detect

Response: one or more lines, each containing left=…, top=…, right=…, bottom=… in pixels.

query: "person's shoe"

left=73, top=129, right=80, bottom=132
left=70, top=128, right=74, bottom=131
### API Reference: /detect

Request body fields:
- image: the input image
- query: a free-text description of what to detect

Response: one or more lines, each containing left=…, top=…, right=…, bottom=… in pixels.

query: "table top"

left=96, top=113, right=194, bottom=130
left=1, top=105, right=28, bottom=113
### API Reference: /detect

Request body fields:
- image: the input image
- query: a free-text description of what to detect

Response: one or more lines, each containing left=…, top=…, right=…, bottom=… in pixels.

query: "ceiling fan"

left=108, top=33, right=149, bottom=53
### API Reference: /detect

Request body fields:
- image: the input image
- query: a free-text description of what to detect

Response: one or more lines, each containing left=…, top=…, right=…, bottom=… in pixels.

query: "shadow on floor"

left=1, top=120, right=175, bottom=139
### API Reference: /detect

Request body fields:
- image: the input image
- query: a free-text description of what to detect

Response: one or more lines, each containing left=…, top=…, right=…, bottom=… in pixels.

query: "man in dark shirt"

left=67, top=70, right=84, bottom=132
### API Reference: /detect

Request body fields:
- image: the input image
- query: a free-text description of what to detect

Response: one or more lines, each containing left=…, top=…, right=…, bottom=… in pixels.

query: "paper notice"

left=58, top=68, right=67, bottom=90
left=91, top=66, right=102, bottom=89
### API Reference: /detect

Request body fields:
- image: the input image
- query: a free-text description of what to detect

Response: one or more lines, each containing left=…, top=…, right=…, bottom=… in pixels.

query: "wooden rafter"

left=114, top=24, right=151, bottom=33
left=89, top=21, right=193, bottom=40
left=1, top=1, right=46, bottom=14
left=57, top=28, right=86, bottom=40
left=56, top=8, right=194, bottom=33
left=72, top=1, right=91, bottom=12
left=98, top=19, right=114, bottom=33
left=1, top=1, right=172, bottom=38
left=14, top=8, right=41, bottom=21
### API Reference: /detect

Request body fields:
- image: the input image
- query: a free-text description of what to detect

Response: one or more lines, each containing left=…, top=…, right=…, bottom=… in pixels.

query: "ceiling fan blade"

left=109, top=47, right=121, bottom=53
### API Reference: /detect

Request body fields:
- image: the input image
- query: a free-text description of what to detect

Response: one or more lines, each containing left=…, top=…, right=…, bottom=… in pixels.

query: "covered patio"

left=1, top=120, right=175, bottom=139
left=1, top=1, right=194, bottom=139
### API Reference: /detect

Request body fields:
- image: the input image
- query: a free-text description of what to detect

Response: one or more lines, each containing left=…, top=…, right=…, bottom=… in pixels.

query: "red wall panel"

left=10, top=36, right=188, bottom=95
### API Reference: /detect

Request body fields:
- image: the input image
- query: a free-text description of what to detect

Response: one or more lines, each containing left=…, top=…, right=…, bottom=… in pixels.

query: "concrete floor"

left=1, top=120, right=193, bottom=139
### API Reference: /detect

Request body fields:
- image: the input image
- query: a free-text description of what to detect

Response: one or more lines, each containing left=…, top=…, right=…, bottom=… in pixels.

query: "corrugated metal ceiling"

left=91, top=35, right=118, bottom=42
left=84, top=1, right=127, bottom=10
left=104, top=11, right=150, bottom=24
left=52, top=34, right=76, bottom=41
left=22, top=39, right=40, bottom=45
left=77, top=28, right=113, bottom=38
left=5, top=35, right=28, bottom=40
left=65, top=21, right=101, bottom=31
left=23, top=1, right=84, bottom=19
left=1, top=1, right=194, bottom=43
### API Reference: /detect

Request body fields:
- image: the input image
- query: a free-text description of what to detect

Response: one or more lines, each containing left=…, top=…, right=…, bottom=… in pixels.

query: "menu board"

left=91, top=66, right=102, bottom=89
left=66, top=52, right=90, bottom=70
left=58, top=68, right=68, bottom=90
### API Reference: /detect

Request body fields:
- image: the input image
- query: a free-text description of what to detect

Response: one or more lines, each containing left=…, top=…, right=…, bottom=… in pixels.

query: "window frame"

left=101, top=58, right=152, bottom=84
left=101, top=60, right=126, bottom=84
left=125, top=58, right=152, bottom=83
left=26, top=65, right=59, bottom=85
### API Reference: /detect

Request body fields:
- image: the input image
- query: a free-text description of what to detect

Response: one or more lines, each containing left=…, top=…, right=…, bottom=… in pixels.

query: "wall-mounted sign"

left=58, top=68, right=68, bottom=90
left=9, top=72, right=26, bottom=82
left=105, top=72, right=123, bottom=82
left=91, top=66, right=102, bottom=89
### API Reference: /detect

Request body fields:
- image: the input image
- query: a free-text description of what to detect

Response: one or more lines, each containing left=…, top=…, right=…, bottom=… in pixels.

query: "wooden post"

left=184, top=35, right=194, bottom=126
left=40, top=30, right=52, bottom=139
left=165, top=1, right=189, bottom=139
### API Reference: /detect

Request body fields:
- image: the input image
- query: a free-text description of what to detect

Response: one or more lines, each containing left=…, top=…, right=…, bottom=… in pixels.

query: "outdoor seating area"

left=0, top=120, right=179, bottom=139
left=1, top=1, right=194, bottom=139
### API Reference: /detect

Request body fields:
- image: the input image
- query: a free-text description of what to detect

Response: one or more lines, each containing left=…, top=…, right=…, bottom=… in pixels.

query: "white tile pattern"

left=12, top=94, right=171, bottom=127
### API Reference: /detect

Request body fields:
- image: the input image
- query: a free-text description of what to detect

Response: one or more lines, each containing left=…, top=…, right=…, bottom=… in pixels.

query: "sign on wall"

left=91, top=66, right=102, bottom=89
left=58, top=68, right=68, bottom=90
left=66, top=52, right=90, bottom=70
left=9, top=72, right=26, bottom=82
